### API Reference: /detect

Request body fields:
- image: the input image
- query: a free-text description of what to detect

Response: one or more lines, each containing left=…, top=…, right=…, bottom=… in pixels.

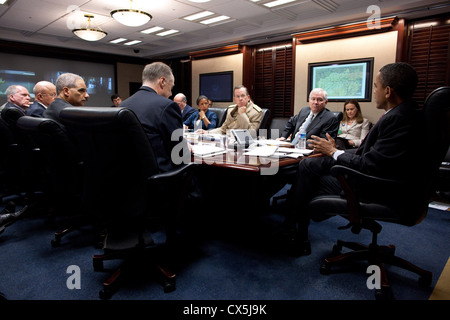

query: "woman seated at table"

left=184, top=95, right=218, bottom=131
left=336, top=99, right=370, bottom=150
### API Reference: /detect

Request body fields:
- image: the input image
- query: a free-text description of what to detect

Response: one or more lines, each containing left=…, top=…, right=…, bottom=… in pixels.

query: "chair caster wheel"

left=51, top=239, right=61, bottom=247
left=163, top=279, right=176, bottom=293
left=99, top=288, right=112, bottom=300
left=93, top=259, right=103, bottom=271
left=320, top=263, right=331, bottom=275
left=331, top=244, right=341, bottom=256
left=374, top=288, right=393, bottom=300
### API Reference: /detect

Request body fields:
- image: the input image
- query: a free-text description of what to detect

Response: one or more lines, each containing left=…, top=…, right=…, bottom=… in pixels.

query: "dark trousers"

left=286, top=156, right=342, bottom=240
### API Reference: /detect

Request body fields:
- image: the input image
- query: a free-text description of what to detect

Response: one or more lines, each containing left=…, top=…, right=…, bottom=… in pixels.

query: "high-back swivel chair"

left=0, top=105, right=35, bottom=215
left=308, top=86, right=450, bottom=299
left=16, top=116, right=85, bottom=246
left=59, top=106, right=195, bottom=300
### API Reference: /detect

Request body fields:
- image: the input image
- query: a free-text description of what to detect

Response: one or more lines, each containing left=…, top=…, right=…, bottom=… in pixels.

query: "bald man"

left=26, top=81, right=57, bottom=118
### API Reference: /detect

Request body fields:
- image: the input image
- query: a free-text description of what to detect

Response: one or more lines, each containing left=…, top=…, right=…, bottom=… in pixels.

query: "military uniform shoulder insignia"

left=252, top=104, right=262, bottom=112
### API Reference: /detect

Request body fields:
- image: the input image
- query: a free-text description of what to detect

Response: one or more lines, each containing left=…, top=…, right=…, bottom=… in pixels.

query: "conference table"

left=186, top=133, right=320, bottom=215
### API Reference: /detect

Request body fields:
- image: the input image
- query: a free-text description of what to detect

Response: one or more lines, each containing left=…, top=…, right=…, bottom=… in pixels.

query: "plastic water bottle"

left=296, top=127, right=306, bottom=149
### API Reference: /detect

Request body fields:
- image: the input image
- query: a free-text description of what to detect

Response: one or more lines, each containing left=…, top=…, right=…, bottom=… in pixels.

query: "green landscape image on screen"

left=313, top=62, right=367, bottom=99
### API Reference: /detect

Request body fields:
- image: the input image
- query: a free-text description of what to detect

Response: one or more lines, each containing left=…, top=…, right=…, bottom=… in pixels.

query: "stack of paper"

left=191, top=144, right=226, bottom=157
left=244, top=145, right=278, bottom=157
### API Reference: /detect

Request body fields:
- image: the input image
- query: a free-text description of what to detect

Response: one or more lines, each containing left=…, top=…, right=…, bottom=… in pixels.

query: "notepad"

left=244, top=145, right=278, bottom=157
left=277, top=147, right=313, bottom=155
left=191, top=144, right=226, bottom=157
left=257, top=139, right=292, bottom=147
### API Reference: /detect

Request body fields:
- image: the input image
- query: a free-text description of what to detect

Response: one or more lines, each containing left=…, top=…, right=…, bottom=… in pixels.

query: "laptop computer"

left=231, top=129, right=255, bottom=148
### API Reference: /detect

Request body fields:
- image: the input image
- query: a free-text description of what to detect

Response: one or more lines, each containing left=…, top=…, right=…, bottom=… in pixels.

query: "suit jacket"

left=1, top=102, right=27, bottom=122
left=337, top=118, right=371, bottom=147
left=182, top=104, right=195, bottom=122
left=184, top=109, right=218, bottom=130
left=282, top=107, right=339, bottom=141
left=337, top=100, right=419, bottom=180
left=120, top=86, right=188, bottom=173
left=26, top=101, right=46, bottom=118
left=43, top=98, right=72, bottom=123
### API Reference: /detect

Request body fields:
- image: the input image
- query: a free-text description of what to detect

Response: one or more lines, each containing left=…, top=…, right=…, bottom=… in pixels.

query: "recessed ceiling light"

left=184, top=11, right=214, bottom=21
left=264, top=0, right=296, bottom=8
left=141, top=26, right=164, bottom=34
left=124, top=40, right=142, bottom=46
left=200, top=15, right=230, bottom=25
left=110, top=38, right=127, bottom=44
left=188, top=0, right=211, bottom=3
left=156, top=29, right=179, bottom=36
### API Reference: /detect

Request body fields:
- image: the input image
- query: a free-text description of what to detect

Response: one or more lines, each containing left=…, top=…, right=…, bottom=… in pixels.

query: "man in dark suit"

left=173, top=93, right=195, bottom=122
left=0, top=85, right=31, bottom=118
left=276, top=62, right=421, bottom=257
left=279, top=88, right=339, bottom=144
left=26, top=81, right=57, bottom=117
left=120, top=62, right=189, bottom=173
left=43, top=73, right=89, bottom=123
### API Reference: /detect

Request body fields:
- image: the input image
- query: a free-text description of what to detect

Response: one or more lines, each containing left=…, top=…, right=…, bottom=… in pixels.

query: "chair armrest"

left=330, top=165, right=400, bottom=189
left=330, top=165, right=404, bottom=226
left=148, top=162, right=196, bottom=182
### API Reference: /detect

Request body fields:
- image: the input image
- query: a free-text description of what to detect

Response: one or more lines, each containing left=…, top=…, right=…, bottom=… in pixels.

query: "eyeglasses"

left=42, top=93, right=57, bottom=97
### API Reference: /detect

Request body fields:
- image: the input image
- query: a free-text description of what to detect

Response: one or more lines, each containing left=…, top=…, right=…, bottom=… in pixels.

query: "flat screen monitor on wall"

left=307, top=57, right=374, bottom=102
left=199, top=71, right=233, bottom=102
left=0, top=52, right=115, bottom=107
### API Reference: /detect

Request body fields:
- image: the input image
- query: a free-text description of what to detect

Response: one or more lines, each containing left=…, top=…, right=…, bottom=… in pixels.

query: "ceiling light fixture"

left=110, top=38, right=127, bottom=44
left=200, top=15, right=231, bottom=25
left=141, top=26, right=164, bottom=34
left=111, top=0, right=152, bottom=27
left=156, top=29, right=179, bottom=37
left=184, top=11, right=214, bottom=21
left=124, top=40, right=142, bottom=46
left=264, top=0, right=296, bottom=8
left=72, top=14, right=107, bottom=41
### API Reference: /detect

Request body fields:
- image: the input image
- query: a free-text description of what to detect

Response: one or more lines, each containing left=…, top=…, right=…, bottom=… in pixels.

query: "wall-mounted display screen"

left=0, top=52, right=115, bottom=106
left=308, top=57, right=374, bottom=102
left=199, top=71, right=233, bottom=102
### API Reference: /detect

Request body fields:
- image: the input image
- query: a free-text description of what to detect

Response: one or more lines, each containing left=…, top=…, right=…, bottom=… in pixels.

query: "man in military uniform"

left=203, top=85, right=262, bottom=136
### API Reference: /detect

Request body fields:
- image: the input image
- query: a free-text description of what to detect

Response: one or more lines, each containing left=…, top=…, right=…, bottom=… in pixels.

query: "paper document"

left=277, top=147, right=313, bottom=155
left=244, top=145, right=278, bottom=157
left=257, top=139, right=292, bottom=147
left=191, top=144, right=225, bottom=157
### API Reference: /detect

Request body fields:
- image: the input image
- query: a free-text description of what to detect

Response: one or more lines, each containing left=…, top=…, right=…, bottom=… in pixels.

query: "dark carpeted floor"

left=1, top=186, right=449, bottom=304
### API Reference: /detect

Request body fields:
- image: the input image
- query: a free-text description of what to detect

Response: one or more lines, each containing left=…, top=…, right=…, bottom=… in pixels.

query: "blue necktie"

left=291, top=112, right=313, bottom=145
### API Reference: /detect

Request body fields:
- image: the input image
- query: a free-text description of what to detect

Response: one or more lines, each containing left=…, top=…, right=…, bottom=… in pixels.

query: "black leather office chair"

left=267, top=117, right=289, bottom=139
left=59, top=106, right=196, bottom=300
left=259, top=108, right=271, bottom=130
left=331, top=111, right=343, bottom=123
left=209, top=107, right=228, bottom=127
left=436, top=146, right=450, bottom=201
left=0, top=117, right=19, bottom=200
left=0, top=105, right=34, bottom=215
left=16, top=116, right=85, bottom=246
left=308, top=86, right=450, bottom=299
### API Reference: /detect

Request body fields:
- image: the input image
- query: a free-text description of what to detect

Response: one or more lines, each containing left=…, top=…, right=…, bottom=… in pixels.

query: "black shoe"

left=0, top=203, right=27, bottom=234
left=271, top=225, right=311, bottom=257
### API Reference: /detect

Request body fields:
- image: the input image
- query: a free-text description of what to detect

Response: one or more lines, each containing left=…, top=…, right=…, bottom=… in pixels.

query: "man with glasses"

left=205, top=85, right=263, bottom=137
left=26, top=81, right=57, bottom=118
left=0, top=85, right=31, bottom=117
left=173, top=92, right=195, bottom=122
left=279, top=88, right=339, bottom=145
left=43, top=73, right=89, bottom=125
